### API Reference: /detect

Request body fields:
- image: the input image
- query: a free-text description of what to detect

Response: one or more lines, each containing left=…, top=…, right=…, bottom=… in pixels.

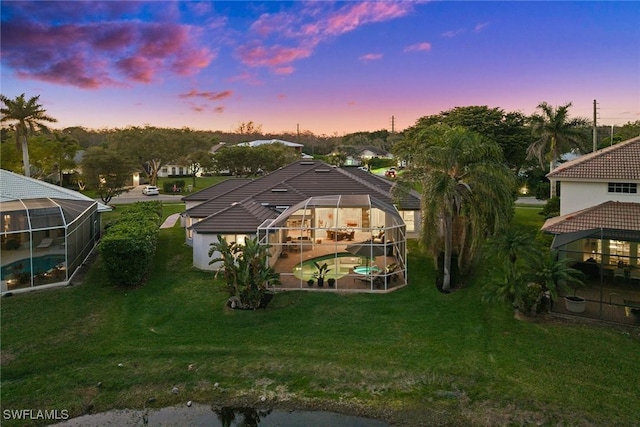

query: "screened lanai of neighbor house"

left=1, top=169, right=107, bottom=294
left=1, top=198, right=100, bottom=293
left=258, top=194, right=407, bottom=292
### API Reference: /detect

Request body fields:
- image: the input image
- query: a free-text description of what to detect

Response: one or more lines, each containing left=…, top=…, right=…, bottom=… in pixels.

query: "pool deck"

left=272, top=231, right=405, bottom=292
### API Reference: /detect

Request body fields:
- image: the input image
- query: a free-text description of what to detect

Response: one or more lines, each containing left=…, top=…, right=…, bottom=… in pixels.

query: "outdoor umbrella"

left=346, top=241, right=387, bottom=270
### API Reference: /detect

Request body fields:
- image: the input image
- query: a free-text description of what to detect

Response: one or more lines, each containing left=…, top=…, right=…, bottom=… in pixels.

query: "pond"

left=52, top=404, right=389, bottom=426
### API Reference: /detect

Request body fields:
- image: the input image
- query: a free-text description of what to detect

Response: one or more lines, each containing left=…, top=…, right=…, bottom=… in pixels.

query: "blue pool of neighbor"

left=1, top=255, right=65, bottom=280
left=293, top=252, right=373, bottom=281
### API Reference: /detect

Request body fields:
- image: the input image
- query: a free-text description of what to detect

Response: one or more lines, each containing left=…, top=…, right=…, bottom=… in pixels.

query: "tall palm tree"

left=526, top=102, right=589, bottom=197
left=398, top=124, right=516, bottom=291
left=1, top=93, right=57, bottom=177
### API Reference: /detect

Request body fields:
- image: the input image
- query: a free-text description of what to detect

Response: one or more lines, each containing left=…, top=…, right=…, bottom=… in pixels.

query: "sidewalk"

left=160, top=213, right=181, bottom=229
left=515, top=197, right=546, bottom=206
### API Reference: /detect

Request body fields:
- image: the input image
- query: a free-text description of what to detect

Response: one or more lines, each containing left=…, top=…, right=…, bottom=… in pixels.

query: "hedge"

left=100, top=201, right=162, bottom=286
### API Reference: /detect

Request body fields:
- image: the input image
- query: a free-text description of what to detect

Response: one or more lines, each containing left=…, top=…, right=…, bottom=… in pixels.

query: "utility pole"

left=592, top=99, right=598, bottom=152
left=390, top=115, right=395, bottom=133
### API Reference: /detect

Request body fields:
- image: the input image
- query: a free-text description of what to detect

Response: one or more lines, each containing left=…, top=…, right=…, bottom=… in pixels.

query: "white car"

left=142, top=185, right=159, bottom=196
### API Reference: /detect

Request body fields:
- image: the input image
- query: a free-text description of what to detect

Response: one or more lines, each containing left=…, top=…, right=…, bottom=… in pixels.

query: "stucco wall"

left=560, top=181, right=640, bottom=215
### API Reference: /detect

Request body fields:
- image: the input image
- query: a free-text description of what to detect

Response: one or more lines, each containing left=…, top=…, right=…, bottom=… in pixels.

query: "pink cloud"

left=179, top=90, right=233, bottom=101
left=360, top=53, right=383, bottom=62
left=404, top=42, right=432, bottom=53
left=237, top=1, right=417, bottom=75
left=1, top=13, right=214, bottom=88
left=236, top=43, right=312, bottom=69
left=325, top=1, right=414, bottom=36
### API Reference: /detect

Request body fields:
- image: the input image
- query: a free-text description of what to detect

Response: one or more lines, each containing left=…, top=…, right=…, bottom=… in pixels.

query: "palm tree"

left=397, top=124, right=516, bottom=291
left=1, top=93, right=57, bottom=177
left=526, top=102, right=589, bottom=197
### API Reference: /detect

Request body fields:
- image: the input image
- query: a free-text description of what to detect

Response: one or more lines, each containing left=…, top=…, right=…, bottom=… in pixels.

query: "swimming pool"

left=1, top=255, right=66, bottom=280
left=293, top=252, right=373, bottom=281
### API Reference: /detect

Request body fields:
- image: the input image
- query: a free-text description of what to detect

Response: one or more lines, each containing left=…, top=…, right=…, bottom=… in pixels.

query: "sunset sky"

left=1, top=1, right=639, bottom=135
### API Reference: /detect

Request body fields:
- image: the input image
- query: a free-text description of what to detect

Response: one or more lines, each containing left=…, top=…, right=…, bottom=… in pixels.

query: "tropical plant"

left=209, top=236, right=280, bottom=309
left=312, top=262, right=331, bottom=286
left=526, top=102, right=589, bottom=197
left=482, top=228, right=539, bottom=312
left=1, top=93, right=57, bottom=177
left=483, top=245, right=585, bottom=314
left=527, top=249, right=585, bottom=301
left=394, top=124, right=516, bottom=291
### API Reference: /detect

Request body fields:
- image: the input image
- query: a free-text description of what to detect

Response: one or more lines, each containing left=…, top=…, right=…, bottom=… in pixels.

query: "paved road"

left=97, top=185, right=185, bottom=205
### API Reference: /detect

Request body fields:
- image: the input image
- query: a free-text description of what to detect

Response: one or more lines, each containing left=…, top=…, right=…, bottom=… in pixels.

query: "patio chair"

left=36, top=237, right=53, bottom=250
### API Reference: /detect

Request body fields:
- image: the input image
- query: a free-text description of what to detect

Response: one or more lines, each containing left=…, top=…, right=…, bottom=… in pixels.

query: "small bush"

left=163, top=180, right=186, bottom=193
left=99, top=202, right=162, bottom=287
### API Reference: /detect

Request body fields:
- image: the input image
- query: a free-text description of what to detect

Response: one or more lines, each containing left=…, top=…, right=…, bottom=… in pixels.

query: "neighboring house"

left=358, top=146, right=393, bottom=161
left=158, top=164, right=191, bottom=178
left=0, top=169, right=111, bottom=294
left=541, top=136, right=640, bottom=284
left=237, top=139, right=304, bottom=153
left=181, top=161, right=421, bottom=291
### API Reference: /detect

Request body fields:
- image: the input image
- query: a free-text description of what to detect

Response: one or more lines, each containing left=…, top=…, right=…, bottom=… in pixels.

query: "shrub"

left=99, top=202, right=162, bottom=287
left=209, top=236, right=280, bottom=309
left=163, top=180, right=186, bottom=193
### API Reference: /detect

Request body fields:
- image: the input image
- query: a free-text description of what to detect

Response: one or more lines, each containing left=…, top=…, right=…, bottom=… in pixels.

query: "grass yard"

left=1, top=206, right=639, bottom=426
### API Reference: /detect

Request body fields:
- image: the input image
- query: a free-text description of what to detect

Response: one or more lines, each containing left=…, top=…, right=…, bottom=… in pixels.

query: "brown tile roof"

left=547, top=136, right=640, bottom=180
left=190, top=200, right=277, bottom=234
left=183, top=161, right=421, bottom=220
left=542, top=201, right=640, bottom=234
left=182, top=178, right=251, bottom=202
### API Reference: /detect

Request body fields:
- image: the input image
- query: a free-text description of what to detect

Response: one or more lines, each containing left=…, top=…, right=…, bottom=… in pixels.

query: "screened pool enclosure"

left=258, top=195, right=407, bottom=291
left=1, top=198, right=100, bottom=293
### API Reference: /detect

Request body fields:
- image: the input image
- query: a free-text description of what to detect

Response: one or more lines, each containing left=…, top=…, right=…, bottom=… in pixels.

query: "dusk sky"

left=1, top=1, right=639, bottom=135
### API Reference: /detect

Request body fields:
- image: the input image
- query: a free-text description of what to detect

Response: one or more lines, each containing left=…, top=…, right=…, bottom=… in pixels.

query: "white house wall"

left=560, top=181, right=640, bottom=215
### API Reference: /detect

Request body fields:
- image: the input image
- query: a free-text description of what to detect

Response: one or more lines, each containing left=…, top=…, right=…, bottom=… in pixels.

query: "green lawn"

left=1, top=207, right=639, bottom=426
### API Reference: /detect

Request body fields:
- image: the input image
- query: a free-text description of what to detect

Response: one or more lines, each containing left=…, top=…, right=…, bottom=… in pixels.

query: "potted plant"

left=312, top=262, right=331, bottom=287
left=328, top=278, right=336, bottom=287
left=528, top=250, right=585, bottom=314
left=307, top=279, right=314, bottom=287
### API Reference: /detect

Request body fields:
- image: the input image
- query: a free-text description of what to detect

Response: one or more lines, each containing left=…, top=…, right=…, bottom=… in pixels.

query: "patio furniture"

left=36, top=238, right=53, bottom=250
left=614, top=268, right=626, bottom=282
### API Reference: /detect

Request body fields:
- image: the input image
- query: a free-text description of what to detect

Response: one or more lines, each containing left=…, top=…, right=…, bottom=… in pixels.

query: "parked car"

left=142, top=185, right=159, bottom=196
left=385, top=168, right=397, bottom=178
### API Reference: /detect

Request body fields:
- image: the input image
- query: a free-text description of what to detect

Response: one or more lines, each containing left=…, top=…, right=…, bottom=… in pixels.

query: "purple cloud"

left=404, top=42, right=432, bottom=53
left=360, top=53, right=383, bottom=62
left=1, top=3, right=214, bottom=88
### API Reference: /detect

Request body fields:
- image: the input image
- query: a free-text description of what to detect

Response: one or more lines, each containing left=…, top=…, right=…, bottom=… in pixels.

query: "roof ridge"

left=548, top=136, right=640, bottom=177
left=335, top=167, right=392, bottom=197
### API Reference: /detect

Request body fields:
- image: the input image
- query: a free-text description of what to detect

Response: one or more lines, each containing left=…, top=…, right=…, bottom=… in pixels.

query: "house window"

left=607, top=183, right=637, bottom=194
left=609, top=240, right=630, bottom=266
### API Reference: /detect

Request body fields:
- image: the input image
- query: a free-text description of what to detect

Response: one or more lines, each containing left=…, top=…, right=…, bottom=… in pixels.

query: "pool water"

left=293, top=252, right=373, bottom=281
left=1, top=255, right=65, bottom=280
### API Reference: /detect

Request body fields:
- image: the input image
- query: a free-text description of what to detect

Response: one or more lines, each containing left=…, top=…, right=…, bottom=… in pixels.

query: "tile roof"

left=0, top=169, right=110, bottom=212
left=183, top=161, right=421, bottom=219
left=547, top=136, right=640, bottom=180
left=182, top=178, right=251, bottom=202
left=190, top=200, right=277, bottom=234
left=542, top=201, right=640, bottom=234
